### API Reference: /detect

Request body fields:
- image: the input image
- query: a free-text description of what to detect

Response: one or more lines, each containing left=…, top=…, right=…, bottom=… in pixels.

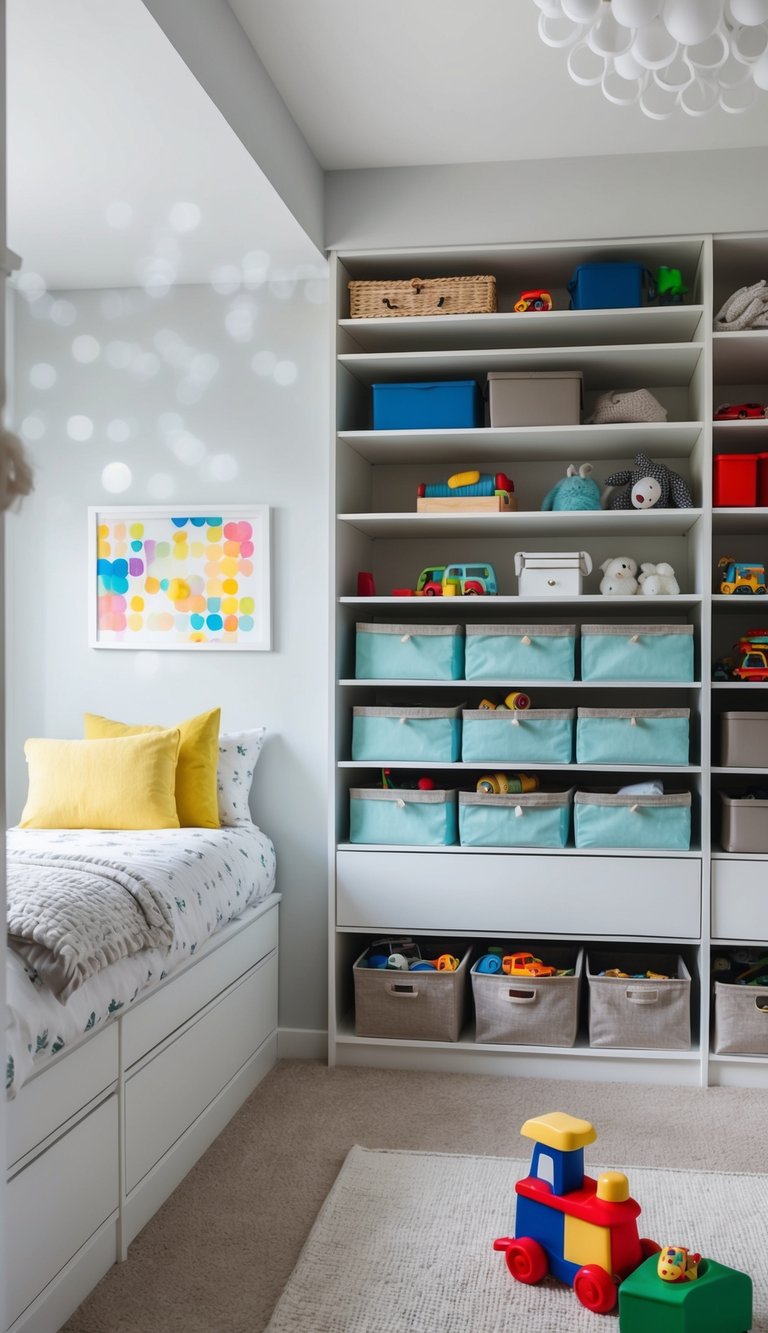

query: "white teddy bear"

left=599, top=556, right=639, bottom=596
left=637, top=561, right=680, bottom=596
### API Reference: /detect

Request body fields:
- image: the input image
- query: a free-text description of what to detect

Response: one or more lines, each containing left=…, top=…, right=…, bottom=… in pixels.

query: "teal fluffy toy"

left=540, top=463, right=602, bottom=511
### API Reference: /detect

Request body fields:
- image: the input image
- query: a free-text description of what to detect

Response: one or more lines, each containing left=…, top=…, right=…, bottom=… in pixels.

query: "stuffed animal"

left=540, top=463, right=602, bottom=512
left=599, top=556, right=639, bottom=596
left=637, top=561, right=680, bottom=596
left=603, top=452, right=693, bottom=510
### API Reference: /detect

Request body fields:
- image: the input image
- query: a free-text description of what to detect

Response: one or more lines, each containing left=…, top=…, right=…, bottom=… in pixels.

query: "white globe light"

left=561, top=0, right=601, bottom=20
left=752, top=47, right=768, bottom=85
left=611, top=0, right=662, bottom=24
left=631, top=17, right=679, bottom=66
left=587, top=9, right=634, bottom=54
left=729, top=0, right=768, bottom=24
left=663, top=0, right=724, bottom=46
left=614, top=47, right=646, bottom=78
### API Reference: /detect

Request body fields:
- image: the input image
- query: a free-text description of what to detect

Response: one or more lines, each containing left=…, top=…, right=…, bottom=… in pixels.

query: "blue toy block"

left=514, top=1196, right=578, bottom=1285
left=618, top=1253, right=753, bottom=1333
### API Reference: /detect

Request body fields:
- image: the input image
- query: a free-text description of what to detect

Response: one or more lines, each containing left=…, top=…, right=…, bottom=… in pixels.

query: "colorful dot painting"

left=94, top=510, right=269, bottom=649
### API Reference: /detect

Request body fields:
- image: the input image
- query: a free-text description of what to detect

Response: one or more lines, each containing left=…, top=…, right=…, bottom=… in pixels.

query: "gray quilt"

left=6, top=849, right=175, bottom=1003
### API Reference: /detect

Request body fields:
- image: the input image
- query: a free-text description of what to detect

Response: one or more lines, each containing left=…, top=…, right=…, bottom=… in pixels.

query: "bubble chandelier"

left=533, top=0, right=768, bottom=117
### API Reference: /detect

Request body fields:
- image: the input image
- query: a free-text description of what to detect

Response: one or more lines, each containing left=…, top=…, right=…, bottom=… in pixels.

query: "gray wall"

left=326, top=147, right=768, bottom=251
left=8, top=278, right=330, bottom=1040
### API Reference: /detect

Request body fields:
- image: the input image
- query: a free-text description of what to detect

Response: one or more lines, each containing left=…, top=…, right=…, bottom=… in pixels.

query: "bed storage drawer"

left=337, top=850, right=701, bottom=938
left=124, top=949, right=278, bottom=1192
left=6, top=1096, right=118, bottom=1328
left=711, top=859, right=768, bottom=940
left=6, top=1024, right=118, bottom=1169
left=122, top=900, right=279, bottom=1067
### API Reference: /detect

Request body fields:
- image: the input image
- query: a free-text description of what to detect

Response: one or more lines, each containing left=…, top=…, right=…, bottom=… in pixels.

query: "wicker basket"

left=348, top=275, right=497, bottom=319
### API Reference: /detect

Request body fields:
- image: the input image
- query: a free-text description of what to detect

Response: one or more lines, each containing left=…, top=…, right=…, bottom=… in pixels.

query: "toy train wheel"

left=573, top=1264, right=617, bottom=1313
left=464, top=581, right=483, bottom=595
left=640, top=1237, right=662, bottom=1258
left=493, top=1236, right=548, bottom=1284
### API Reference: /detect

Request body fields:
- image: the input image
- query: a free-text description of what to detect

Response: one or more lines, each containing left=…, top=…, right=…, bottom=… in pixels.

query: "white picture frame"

left=88, top=504, right=271, bottom=650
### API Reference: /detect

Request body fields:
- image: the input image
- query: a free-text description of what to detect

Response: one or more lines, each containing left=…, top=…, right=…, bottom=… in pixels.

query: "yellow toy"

left=657, top=1246, right=701, bottom=1283
left=477, top=773, right=539, bottom=795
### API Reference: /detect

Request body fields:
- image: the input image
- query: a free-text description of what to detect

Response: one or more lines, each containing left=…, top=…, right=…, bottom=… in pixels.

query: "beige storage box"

left=720, top=711, right=768, bottom=768
left=714, top=979, right=768, bottom=1055
left=353, top=945, right=471, bottom=1041
left=487, top=370, right=582, bottom=427
left=587, top=951, right=691, bottom=1050
left=472, top=947, right=583, bottom=1046
left=720, top=791, right=768, bottom=853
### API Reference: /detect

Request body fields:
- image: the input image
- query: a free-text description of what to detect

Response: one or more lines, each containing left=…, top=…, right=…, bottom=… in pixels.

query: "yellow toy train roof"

left=520, top=1112, right=597, bottom=1152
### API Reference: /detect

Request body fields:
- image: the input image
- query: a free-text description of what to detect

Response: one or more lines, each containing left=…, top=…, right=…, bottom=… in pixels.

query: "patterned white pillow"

left=216, top=727, right=267, bottom=826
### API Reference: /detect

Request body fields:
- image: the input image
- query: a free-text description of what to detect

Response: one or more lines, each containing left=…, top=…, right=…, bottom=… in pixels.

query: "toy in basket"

left=348, top=274, right=496, bottom=319
left=417, top=470, right=517, bottom=513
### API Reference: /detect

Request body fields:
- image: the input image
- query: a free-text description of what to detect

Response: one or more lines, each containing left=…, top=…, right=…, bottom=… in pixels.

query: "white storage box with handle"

left=514, top=551, right=592, bottom=597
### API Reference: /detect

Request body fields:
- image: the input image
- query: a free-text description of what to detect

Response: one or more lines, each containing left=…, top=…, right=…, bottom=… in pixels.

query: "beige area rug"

left=266, top=1145, right=765, bottom=1333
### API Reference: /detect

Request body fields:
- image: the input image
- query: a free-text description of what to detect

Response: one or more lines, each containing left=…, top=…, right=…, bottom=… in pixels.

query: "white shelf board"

left=336, top=842, right=702, bottom=858
left=712, top=850, right=768, bottom=862
left=712, top=767, right=768, bottom=775
left=712, top=681, right=768, bottom=688
left=334, top=1023, right=702, bottom=1059
left=712, top=593, right=768, bottom=611
left=340, top=679, right=702, bottom=689
left=338, top=343, right=703, bottom=388
left=338, top=508, right=704, bottom=539
left=339, top=422, right=703, bottom=464
left=339, top=761, right=701, bottom=772
left=712, top=508, right=768, bottom=534
left=340, top=594, right=702, bottom=608
left=712, top=418, right=768, bottom=446
left=339, top=306, right=705, bottom=352
left=712, top=330, right=768, bottom=384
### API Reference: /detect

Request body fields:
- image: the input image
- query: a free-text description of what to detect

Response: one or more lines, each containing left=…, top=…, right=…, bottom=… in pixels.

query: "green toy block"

left=619, top=1254, right=753, bottom=1333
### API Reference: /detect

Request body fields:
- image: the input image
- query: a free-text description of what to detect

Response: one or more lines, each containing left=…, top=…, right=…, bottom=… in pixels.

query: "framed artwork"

left=88, top=505, right=271, bottom=650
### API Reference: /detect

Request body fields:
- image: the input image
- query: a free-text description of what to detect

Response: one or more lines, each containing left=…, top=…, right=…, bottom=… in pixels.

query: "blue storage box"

left=465, top=623, right=576, bottom=681
left=349, top=787, right=458, bottom=846
left=567, top=262, right=648, bottom=310
left=355, top=622, right=464, bottom=681
left=576, top=708, right=690, bottom=766
left=371, top=380, right=484, bottom=430
left=461, top=707, right=574, bottom=764
left=351, top=705, right=462, bottom=763
left=574, top=789, right=692, bottom=850
left=580, top=624, right=694, bottom=682
left=458, top=787, right=573, bottom=848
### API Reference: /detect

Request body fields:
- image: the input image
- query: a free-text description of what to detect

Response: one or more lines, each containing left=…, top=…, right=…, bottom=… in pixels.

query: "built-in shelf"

left=340, top=678, right=702, bottom=689
left=338, top=509, right=704, bottom=539
left=338, top=422, right=704, bottom=465
left=712, top=329, right=768, bottom=384
left=337, top=842, right=702, bottom=859
left=339, top=761, right=701, bottom=773
left=340, top=594, right=703, bottom=609
left=712, top=681, right=768, bottom=688
left=711, top=767, right=768, bottom=776
left=712, top=418, right=768, bottom=447
left=711, top=508, right=768, bottom=534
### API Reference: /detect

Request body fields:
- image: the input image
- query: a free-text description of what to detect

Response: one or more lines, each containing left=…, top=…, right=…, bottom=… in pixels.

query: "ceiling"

left=229, top=0, right=768, bottom=168
left=8, top=0, right=768, bottom=289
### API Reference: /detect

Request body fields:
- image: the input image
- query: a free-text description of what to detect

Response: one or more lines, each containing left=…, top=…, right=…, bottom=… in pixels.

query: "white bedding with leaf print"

left=5, top=823, right=276, bottom=1098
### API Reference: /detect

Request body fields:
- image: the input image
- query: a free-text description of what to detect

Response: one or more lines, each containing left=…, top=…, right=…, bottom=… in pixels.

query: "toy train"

left=417, top=470, right=515, bottom=503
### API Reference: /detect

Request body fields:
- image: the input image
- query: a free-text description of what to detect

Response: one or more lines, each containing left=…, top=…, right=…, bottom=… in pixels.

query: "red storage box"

left=758, top=453, right=768, bottom=507
left=713, top=453, right=758, bottom=507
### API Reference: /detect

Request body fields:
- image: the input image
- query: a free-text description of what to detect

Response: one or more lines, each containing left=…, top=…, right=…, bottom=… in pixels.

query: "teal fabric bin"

left=574, top=789, right=692, bottom=849
left=461, top=708, right=574, bottom=764
left=351, top=705, right=462, bottom=763
left=349, top=787, right=458, bottom=846
left=459, top=787, right=573, bottom=848
left=576, top=708, right=690, bottom=766
left=580, top=623, right=694, bottom=682
left=355, top=622, right=464, bottom=680
left=465, top=624, right=576, bottom=681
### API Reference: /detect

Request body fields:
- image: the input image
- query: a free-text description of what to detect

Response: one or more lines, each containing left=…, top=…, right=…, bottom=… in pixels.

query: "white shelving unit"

left=329, top=233, right=768, bottom=1089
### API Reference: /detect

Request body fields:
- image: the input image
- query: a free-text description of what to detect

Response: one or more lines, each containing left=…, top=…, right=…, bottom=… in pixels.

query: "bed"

left=4, top=820, right=279, bottom=1333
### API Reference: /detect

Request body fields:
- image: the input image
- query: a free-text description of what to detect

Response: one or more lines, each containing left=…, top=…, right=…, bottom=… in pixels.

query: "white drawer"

left=122, top=900, right=279, bottom=1068
left=6, top=1025, right=118, bottom=1170
left=712, top=858, right=768, bottom=940
left=6, top=1096, right=118, bottom=1327
left=124, top=950, right=278, bottom=1192
left=337, top=849, right=701, bottom=938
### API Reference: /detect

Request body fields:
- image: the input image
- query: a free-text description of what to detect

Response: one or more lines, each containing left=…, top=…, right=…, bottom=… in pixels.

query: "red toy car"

left=514, top=290, right=553, bottom=313
left=714, top=403, right=766, bottom=420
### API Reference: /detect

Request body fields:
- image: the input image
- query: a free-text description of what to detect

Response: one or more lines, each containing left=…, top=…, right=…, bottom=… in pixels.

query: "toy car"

left=714, top=403, right=766, bottom=420
left=718, top=558, right=767, bottom=595
left=514, top=290, right=553, bottom=313
left=732, top=643, right=768, bottom=682
left=502, top=951, right=557, bottom=978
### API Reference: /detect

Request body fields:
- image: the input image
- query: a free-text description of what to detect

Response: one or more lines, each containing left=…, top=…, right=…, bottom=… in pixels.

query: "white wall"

left=326, top=146, right=768, bottom=251
left=7, top=277, right=330, bottom=1036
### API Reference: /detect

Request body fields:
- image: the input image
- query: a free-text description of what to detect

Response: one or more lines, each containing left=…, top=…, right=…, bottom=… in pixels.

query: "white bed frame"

left=4, top=893, right=280, bottom=1333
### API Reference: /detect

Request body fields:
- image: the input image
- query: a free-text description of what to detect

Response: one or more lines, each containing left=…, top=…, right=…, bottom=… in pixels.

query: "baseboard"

left=277, top=1027, right=328, bottom=1060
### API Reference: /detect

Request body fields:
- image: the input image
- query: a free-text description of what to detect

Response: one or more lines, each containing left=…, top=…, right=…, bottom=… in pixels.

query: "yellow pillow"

left=20, top=731, right=181, bottom=830
left=83, top=707, right=221, bottom=829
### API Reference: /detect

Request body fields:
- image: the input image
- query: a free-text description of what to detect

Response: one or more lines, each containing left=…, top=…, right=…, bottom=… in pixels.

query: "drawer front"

left=337, top=850, right=701, bottom=938
left=6, top=1025, right=118, bottom=1169
left=122, top=901, right=279, bottom=1068
left=712, top=859, right=768, bottom=939
left=6, top=1096, right=118, bottom=1326
left=124, top=949, right=278, bottom=1192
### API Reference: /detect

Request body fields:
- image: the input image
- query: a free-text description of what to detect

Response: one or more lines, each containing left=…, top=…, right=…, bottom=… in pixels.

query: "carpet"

left=266, top=1145, right=766, bottom=1333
